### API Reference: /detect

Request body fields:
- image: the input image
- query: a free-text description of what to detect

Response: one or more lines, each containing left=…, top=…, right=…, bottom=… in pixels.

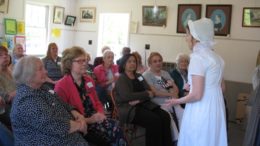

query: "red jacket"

left=54, top=74, right=104, bottom=115
left=93, top=64, right=119, bottom=87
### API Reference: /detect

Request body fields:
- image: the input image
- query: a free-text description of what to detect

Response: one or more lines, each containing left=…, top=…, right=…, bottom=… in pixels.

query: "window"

left=25, top=3, right=49, bottom=56
left=98, top=13, right=130, bottom=61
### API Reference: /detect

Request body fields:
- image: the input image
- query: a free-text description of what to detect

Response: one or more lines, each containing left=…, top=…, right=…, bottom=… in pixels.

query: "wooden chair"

left=110, top=88, right=145, bottom=145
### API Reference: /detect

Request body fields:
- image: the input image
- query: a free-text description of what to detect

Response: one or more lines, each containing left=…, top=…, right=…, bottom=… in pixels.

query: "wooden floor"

left=130, top=122, right=245, bottom=146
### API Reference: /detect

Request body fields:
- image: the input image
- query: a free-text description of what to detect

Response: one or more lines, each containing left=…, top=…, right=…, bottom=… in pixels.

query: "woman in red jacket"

left=94, top=50, right=119, bottom=108
left=55, top=46, right=127, bottom=146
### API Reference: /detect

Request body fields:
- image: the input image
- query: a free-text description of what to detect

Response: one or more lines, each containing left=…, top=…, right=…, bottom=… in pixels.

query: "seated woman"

left=0, top=46, right=16, bottom=129
left=169, top=53, right=190, bottom=108
left=132, top=51, right=147, bottom=74
left=142, top=52, right=184, bottom=141
left=54, top=46, right=127, bottom=146
left=11, top=44, right=25, bottom=65
left=42, top=43, right=63, bottom=89
left=94, top=50, right=119, bottom=108
left=85, top=53, right=95, bottom=79
left=115, top=54, right=172, bottom=146
left=11, top=56, right=88, bottom=146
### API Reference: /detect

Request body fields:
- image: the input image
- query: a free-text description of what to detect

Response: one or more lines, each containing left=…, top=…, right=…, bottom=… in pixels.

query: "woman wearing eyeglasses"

left=55, top=46, right=127, bottom=146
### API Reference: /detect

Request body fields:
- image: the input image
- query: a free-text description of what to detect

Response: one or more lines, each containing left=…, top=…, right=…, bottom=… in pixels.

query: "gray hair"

left=176, top=53, right=190, bottom=65
left=12, top=56, right=40, bottom=85
left=103, top=50, right=114, bottom=58
left=252, top=65, right=260, bottom=90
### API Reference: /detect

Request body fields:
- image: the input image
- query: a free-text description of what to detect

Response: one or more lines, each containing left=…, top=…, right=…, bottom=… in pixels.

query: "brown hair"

left=132, top=51, right=142, bottom=65
left=46, top=43, right=58, bottom=59
left=61, top=46, right=86, bottom=74
left=147, top=52, right=163, bottom=66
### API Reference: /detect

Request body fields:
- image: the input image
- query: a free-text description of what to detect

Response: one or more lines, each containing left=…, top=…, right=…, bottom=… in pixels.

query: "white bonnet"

left=188, top=18, right=214, bottom=44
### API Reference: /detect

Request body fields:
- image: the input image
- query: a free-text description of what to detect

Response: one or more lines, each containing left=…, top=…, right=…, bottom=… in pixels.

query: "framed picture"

left=53, top=6, right=65, bottom=24
left=80, top=7, right=96, bottom=23
left=5, top=35, right=14, bottom=50
left=242, top=7, right=260, bottom=27
left=4, top=18, right=17, bottom=35
left=206, top=5, right=232, bottom=36
left=64, top=15, right=76, bottom=26
left=142, top=6, right=167, bottom=27
left=177, top=4, right=202, bottom=33
left=0, top=0, right=9, bottom=13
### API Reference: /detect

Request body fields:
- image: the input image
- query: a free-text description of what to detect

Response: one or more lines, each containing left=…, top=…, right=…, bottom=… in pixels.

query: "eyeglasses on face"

left=73, top=59, right=86, bottom=64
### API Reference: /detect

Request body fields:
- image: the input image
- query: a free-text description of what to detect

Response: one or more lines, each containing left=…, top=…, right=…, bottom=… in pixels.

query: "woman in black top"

left=115, top=54, right=173, bottom=146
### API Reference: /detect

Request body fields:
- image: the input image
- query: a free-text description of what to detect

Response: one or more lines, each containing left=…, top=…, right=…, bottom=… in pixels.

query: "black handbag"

left=138, top=100, right=160, bottom=110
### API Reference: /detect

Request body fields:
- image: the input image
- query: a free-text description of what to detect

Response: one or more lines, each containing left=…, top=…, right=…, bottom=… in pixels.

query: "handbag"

left=138, top=100, right=160, bottom=110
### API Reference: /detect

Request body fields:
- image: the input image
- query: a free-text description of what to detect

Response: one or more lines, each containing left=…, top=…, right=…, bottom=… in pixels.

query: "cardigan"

left=114, top=73, right=151, bottom=123
left=169, top=68, right=187, bottom=98
left=55, top=74, right=104, bottom=115
left=93, top=64, right=119, bottom=87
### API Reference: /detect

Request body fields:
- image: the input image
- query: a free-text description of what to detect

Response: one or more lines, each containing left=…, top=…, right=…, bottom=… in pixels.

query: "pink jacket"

left=93, top=64, right=119, bottom=87
left=54, top=74, right=104, bottom=115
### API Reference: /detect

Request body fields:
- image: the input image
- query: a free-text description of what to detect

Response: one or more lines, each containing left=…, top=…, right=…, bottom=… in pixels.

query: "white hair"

left=12, top=56, right=41, bottom=85
left=103, top=50, right=114, bottom=58
left=176, top=53, right=190, bottom=65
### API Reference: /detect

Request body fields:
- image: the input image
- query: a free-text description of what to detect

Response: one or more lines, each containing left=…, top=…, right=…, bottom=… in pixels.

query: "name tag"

left=86, top=82, right=94, bottom=88
left=57, top=62, right=61, bottom=65
left=48, top=90, right=55, bottom=94
left=138, top=76, right=144, bottom=81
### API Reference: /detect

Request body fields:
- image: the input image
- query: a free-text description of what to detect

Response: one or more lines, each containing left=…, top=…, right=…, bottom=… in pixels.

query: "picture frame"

left=64, top=15, right=76, bottom=26
left=53, top=6, right=65, bottom=24
left=242, top=7, right=260, bottom=27
left=206, top=5, right=232, bottom=36
left=177, top=4, right=202, bottom=33
left=0, top=0, right=9, bottom=13
left=80, top=7, right=96, bottom=23
left=4, top=18, right=17, bottom=35
left=142, top=6, right=167, bottom=27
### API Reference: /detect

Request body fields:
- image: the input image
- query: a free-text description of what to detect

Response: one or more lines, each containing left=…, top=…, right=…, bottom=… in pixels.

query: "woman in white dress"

left=165, top=18, right=227, bottom=146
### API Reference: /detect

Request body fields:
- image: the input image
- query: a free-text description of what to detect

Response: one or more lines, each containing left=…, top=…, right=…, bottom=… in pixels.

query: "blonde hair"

left=147, top=52, right=163, bottom=66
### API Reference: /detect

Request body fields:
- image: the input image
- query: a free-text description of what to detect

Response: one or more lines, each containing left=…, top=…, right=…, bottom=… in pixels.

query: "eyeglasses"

left=73, top=59, right=86, bottom=64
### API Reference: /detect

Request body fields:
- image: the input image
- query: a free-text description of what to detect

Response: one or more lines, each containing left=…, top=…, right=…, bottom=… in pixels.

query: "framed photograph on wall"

left=64, top=15, right=76, bottom=26
left=4, top=18, right=17, bottom=35
left=53, top=6, right=65, bottom=24
left=177, top=4, right=202, bottom=33
left=0, top=0, right=9, bottom=13
left=142, top=6, right=167, bottom=27
left=242, top=7, right=260, bottom=27
left=80, top=7, right=96, bottom=23
left=206, top=5, right=232, bottom=36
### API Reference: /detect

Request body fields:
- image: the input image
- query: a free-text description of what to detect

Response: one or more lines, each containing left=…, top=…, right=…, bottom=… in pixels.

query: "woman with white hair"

left=169, top=53, right=190, bottom=108
left=94, top=50, right=119, bottom=107
left=11, top=56, right=88, bottom=146
left=165, top=18, right=227, bottom=146
left=11, top=44, right=25, bottom=65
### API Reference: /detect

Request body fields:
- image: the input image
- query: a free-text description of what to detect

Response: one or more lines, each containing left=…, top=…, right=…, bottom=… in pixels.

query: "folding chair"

left=110, top=88, right=145, bottom=145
